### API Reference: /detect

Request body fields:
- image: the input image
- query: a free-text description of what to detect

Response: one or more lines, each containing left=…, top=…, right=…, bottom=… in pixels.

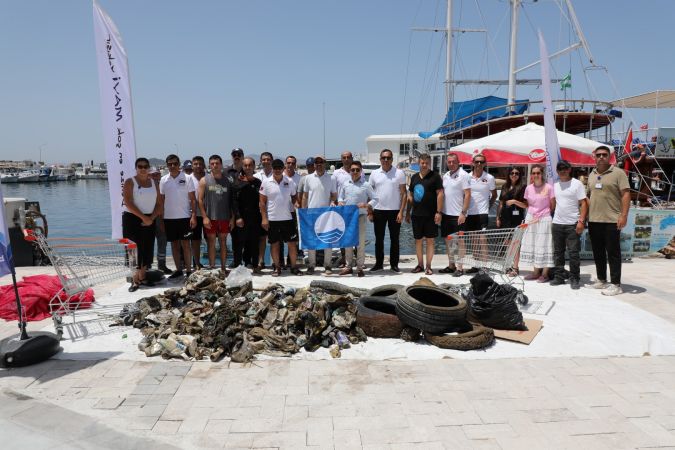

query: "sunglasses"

left=350, top=168, right=361, bottom=173
left=137, top=165, right=149, bottom=169
left=380, top=156, right=392, bottom=161
left=509, top=171, right=520, bottom=175
left=473, top=160, right=486, bottom=165
left=167, top=161, right=180, bottom=166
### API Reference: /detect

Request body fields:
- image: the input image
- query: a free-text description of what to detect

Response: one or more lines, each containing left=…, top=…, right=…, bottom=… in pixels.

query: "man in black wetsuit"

left=231, top=156, right=263, bottom=271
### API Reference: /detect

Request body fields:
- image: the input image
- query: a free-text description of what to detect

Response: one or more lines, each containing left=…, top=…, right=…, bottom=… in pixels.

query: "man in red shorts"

left=197, top=154, right=233, bottom=272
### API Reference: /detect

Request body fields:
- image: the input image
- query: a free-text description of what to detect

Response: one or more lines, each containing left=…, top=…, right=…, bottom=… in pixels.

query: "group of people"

left=121, top=145, right=630, bottom=296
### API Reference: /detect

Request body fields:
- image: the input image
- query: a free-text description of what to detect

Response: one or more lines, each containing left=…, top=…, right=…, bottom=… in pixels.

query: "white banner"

left=538, top=31, right=561, bottom=185
left=93, top=0, right=137, bottom=238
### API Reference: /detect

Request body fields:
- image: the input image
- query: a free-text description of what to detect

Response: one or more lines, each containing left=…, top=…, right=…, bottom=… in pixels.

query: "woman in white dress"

left=520, top=165, right=554, bottom=282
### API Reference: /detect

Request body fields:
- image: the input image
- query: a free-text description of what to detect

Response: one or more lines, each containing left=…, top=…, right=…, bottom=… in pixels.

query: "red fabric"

left=0, top=275, right=95, bottom=322
left=623, top=128, right=634, bottom=175
left=454, top=147, right=616, bottom=166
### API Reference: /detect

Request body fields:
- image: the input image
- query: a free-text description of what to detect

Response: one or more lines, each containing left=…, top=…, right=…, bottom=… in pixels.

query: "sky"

left=2, top=0, right=674, bottom=165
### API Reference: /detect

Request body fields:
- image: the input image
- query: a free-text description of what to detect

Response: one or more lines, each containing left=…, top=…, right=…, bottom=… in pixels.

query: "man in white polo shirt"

left=160, top=154, right=197, bottom=278
left=302, top=155, right=338, bottom=275
left=260, top=159, right=302, bottom=277
left=550, top=159, right=587, bottom=290
left=331, top=151, right=364, bottom=192
left=440, top=152, right=471, bottom=275
left=465, top=153, right=497, bottom=273
left=368, top=148, right=407, bottom=272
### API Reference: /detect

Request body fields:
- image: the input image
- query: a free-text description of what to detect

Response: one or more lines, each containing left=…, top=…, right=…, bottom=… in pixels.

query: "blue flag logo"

left=298, top=205, right=359, bottom=250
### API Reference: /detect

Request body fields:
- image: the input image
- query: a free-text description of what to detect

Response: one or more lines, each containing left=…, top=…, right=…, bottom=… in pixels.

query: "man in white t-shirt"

left=254, top=151, right=274, bottom=269
left=259, top=159, right=302, bottom=277
left=550, top=159, right=588, bottom=289
left=465, top=153, right=497, bottom=273
left=302, top=155, right=337, bottom=274
left=368, top=148, right=407, bottom=272
left=159, top=154, right=197, bottom=278
left=440, top=152, right=471, bottom=275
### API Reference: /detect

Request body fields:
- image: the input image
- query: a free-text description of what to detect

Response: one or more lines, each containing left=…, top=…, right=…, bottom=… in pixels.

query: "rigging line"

left=412, top=32, right=443, bottom=135
left=426, top=40, right=444, bottom=133
left=472, top=0, right=505, bottom=77
left=412, top=1, right=443, bottom=134
left=400, top=0, right=426, bottom=136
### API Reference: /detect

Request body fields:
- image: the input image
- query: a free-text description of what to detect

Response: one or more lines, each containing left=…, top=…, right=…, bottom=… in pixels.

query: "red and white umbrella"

left=449, top=123, right=614, bottom=166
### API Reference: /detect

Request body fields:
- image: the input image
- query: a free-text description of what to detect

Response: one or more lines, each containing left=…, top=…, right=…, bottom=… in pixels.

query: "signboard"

left=579, top=207, right=675, bottom=259
left=654, top=127, right=675, bottom=159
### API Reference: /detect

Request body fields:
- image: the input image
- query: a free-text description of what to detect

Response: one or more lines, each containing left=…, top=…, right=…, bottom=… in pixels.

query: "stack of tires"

left=356, top=284, right=494, bottom=351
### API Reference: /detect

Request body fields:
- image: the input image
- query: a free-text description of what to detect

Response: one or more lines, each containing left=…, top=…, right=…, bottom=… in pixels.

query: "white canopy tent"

left=449, top=122, right=613, bottom=167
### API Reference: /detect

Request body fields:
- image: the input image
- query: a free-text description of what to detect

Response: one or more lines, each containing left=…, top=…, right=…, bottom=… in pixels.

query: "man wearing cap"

left=150, top=167, right=172, bottom=274
left=189, top=156, right=206, bottom=269
left=302, top=155, right=338, bottom=275
left=182, top=160, right=193, bottom=177
left=368, top=148, right=407, bottom=272
left=226, top=148, right=244, bottom=184
left=198, top=155, right=233, bottom=272
left=260, top=159, right=302, bottom=276
left=550, top=160, right=587, bottom=290
left=255, top=152, right=274, bottom=269
left=160, top=154, right=197, bottom=278
left=586, top=145, right=630, bottom=296
left=232, top=157, right=262, bottom=270
left=297, top=157, right=315, bottom=200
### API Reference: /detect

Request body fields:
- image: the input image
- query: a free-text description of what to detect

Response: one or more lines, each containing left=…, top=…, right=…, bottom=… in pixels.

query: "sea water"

left=2, top=180, right=453, bottom=256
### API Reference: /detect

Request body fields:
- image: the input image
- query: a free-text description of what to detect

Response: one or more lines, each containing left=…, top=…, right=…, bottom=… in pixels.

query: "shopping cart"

left=445, top=224, right=528, bottom=287
left=24, top=230, right=137, bottom=337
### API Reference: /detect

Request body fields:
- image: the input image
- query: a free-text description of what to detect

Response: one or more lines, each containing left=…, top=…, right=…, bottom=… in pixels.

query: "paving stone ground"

left=1, top=258, right=675, bottom=449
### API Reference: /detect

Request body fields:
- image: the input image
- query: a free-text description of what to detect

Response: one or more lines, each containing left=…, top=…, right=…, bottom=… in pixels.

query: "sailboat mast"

left=445, top=0, right=452, bottom=114
left=507, top=0, right=520, bottom=107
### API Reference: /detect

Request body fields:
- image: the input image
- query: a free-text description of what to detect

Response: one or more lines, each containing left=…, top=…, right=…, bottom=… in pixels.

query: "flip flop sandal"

left=425, top=267, right=433, bottom=275
left=439, top=266, right=455, bottom=274
left=411, top=265, right=424, bottom=274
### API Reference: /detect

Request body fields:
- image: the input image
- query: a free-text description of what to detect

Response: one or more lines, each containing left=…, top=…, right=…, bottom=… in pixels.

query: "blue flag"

left=0, top=183, right=15, bottom=277
left=298, top=205, right=359, bottom=250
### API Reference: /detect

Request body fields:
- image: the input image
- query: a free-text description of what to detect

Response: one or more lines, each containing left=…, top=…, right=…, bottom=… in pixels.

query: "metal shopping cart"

left=24, top=230, right=137, bottom=337
left=446, top=224, right=528, bottom=287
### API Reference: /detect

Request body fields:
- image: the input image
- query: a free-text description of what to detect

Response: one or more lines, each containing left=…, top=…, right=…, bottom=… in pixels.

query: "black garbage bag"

left=467, top=273, right=528, bottom=331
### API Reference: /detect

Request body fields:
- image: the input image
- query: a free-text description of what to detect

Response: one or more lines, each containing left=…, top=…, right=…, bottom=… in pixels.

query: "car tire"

left=424, top=323, right=495, bottom=351
left=356, top=296, right=405, bottom=338
left=367, top=284, right=404, bottom=298
left=396, top=285, right=468, bottom=333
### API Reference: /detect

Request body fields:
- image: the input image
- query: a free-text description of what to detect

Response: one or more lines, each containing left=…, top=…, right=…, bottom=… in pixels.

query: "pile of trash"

left=117, top=270, right=367, bottom=362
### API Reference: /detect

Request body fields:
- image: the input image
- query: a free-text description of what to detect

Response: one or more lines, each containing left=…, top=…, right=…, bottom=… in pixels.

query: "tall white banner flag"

left=538, top=31, right=561, bottom=185
left=93, top=0, right=137, bottom=238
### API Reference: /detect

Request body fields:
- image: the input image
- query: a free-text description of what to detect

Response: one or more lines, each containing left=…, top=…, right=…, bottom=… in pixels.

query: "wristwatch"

left=461, top=210, right=468, bottom=215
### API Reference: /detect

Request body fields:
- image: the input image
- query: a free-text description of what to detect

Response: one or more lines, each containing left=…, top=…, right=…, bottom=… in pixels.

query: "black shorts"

left=268, top=220, right=298, bottom=244
left=192, top=216, right=204, bottom=241
left=465, top=214, right=488, bottom=231
left=411, top=216, right=438, bottom=239
left=441, top=214, right=465, bottom=237
left=164, top=218, right=191, bottom=242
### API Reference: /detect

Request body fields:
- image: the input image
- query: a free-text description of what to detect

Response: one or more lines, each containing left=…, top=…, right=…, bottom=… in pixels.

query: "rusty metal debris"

left=118, top=270, right=367, bottom=362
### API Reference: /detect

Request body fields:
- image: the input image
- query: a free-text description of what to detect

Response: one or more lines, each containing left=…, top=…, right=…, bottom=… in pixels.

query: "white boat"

left=52, top=166, right=76, bottom=181
left=17, top=170, right=40, bottom=183
left=0, top=173, right=18, bottom=183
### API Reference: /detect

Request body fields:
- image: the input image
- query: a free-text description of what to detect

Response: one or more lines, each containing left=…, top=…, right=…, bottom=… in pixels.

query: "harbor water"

left=2, top=179, right=452, bottom=257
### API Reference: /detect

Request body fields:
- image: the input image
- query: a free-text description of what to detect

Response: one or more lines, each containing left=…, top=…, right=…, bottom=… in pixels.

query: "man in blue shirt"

left=337, top=161, right=377, bottom=277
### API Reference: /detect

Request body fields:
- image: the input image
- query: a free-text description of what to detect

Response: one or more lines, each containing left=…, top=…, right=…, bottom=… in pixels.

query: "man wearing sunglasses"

left=368, top=149, right=407, bottom=272
left=586, top=145, right=630, bottom=296
left=550, top=160, right=587, bottom=290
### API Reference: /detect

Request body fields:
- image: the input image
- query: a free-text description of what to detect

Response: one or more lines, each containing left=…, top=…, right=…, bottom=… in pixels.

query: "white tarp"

left=93, top=0, right=137, bottom=239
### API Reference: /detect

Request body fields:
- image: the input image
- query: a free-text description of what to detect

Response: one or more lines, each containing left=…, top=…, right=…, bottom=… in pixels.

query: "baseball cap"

left=271, top=159, right=285, bottom=169
left=231, top=148, right=244, bottom=156
left=150, top=166, right=161, bottom=175
left=314, top=155, right=325, bottom=163
left=305, top=157, right=315, bottom=166
left=182, top=160, right=192, bottom=170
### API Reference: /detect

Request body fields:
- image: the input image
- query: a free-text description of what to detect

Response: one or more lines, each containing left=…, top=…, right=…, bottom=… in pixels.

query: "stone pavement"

left=1, top=257, right=675, bottom=449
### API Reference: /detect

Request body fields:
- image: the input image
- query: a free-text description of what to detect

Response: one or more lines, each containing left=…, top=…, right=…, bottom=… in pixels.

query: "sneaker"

left=158, top=266, right=173, bottom=275
left=306, top=267, right=315, bottom=275
left=601, top=284, right=622, bottom=296
left=452, top=269, right=464, bottom=277
left=465, top=267, right=479, bottom=274
left=369, top=265, right=384, bottom=272
left=549, top=278, right=565, bottom=286
left=390, top=266, right=401, bottom=273
left=339, top=267, right=353, bottom=276
left=570, top=279, right=580, bottom=290
left=357, top=269, right=364, bottom=278
left=588, top=280, right=610, bottom=289
left=168, top=270, right=183, bottom=279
